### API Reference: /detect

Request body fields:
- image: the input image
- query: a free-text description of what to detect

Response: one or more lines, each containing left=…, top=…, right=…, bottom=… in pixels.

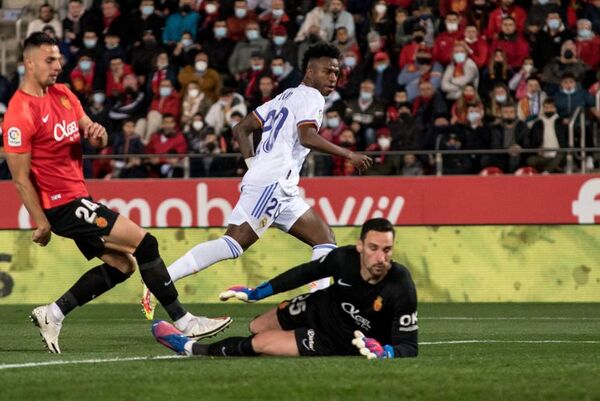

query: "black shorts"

left=44, top=197, right=119, bottom=260
left=276, top=293, right=345, bottom=357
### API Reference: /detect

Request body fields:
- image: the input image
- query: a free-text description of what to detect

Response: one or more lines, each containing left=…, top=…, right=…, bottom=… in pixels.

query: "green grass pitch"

left=1, top=303, right=599, bottom=401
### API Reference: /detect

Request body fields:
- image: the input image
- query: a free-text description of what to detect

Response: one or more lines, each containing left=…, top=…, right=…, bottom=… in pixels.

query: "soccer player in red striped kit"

left=2, top=32, right=231, bottom=353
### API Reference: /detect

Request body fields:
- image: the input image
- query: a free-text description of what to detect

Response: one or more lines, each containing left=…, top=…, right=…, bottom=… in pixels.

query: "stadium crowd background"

left=0, top=0, right=599, bottom=179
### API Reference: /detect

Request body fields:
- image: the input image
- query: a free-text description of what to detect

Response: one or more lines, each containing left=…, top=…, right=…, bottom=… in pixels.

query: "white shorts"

left=227, top=183, right=310, bottom=237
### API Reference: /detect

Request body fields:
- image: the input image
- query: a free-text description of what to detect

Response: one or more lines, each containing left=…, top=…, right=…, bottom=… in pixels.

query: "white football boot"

left=30, top=305, right=62, bottom=354
left=179, top=314, right=232, bottom=340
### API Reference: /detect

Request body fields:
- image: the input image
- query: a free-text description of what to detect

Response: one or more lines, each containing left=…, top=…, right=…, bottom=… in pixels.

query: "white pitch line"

left=421, top=340, right=600, bottom=345
left=423, top=317, right=600, bottom=321
left=3, top=340, right=600, bottom=370
left=0, top=355, right=182, bottom=371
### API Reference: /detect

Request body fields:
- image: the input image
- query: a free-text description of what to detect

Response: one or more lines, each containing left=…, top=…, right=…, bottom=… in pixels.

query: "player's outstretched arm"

left=233, top=112, right=262, bottom=167
left=6, top=153, right=52, bottom=246
left=352, top=331, right=396, bottom=360
left=79, top=115, right=108, bottom=149
left=298, top=124, right=373, bottom=172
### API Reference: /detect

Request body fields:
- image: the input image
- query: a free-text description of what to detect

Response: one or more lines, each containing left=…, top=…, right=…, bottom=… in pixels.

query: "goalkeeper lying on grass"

left=152, top=218, right=418, bottom=360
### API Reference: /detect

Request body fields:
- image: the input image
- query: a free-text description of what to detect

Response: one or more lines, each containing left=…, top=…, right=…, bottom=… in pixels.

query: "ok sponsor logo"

left=398, top=311, right=418, bottom=332
left=53, top=120, right=79, bottom=142
left=341, top=302, right=372, bottom=331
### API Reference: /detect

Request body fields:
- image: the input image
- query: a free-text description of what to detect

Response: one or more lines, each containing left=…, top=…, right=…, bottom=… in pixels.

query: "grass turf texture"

left=1, top=303, right=599, bottom=401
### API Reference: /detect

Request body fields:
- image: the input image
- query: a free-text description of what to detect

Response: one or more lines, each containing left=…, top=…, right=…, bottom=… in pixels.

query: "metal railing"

left=566, top=107, right=587, bottom=174
left=0, top=35, right=6, bottom=76
left=3, top=147, right=595, bottom=179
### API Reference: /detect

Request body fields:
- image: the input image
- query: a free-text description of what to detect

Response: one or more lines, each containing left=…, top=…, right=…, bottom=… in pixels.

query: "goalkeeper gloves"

left=351, top=330, right=395, bottom=360
left=219, top=282, right=274, bottom=303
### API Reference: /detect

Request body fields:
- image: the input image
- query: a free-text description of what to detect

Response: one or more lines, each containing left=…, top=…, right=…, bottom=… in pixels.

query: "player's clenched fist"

left=32, top=224, right=52, bottom=246
left=351, top=330, right=394, bottom=360
left=84, top=122, right=107, bottom=148
left=347, top=152, right=373, bottom=172
left=219, top=282, right=273, bottom=303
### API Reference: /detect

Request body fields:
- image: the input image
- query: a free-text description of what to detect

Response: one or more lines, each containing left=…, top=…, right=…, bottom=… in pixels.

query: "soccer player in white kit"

left=142, top=44, right=372, bottom=318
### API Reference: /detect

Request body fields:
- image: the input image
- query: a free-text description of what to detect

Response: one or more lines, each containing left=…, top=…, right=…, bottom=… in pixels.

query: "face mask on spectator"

left=188, top=88, right=200, bottom=97
left=273, top=35, right=286, bottom=46
left=467, top=111, right=481, bottom=123
left=562, top=87, right=575, bottom=95
left=446, top=22, right=459, bottom=32
left=17, top=65, right=25, bottom=75
left=205, top=3, right=217, bottom=14
left=157, top=61, right=168, bottom=70
left=272, top=9, right=284, bottom=18
left=399, top=111, right=411, bottom=121
left=182, top=38, right=193, bottom=47
left=328, top=117, right=340, bottom=128
left=106, top=43, right=118, bottom=50
left=523, top=64, right=534, bottom=73
left=141, top=5, right=154, bottom=15
left=79, top=60, right=92, bottom=71
left=375, top=4, right=387, bottom=14
left=246, top=30, right=259, bottom=40
left=192, top=120, right=204, bottom=130
left=547, top=19, right=560, bottom=30
left=368, top=41, right=380, bottom=52
left=578, top=28, right=593, bottom=39
left=272, top=65, right=284, bottom=76
left=251, top=63, right=263, bottom=71
left=413, top=34, right=424, bottom=43
left=416, top=56, right=431, bottom=65
left=206, top=142, right=217, bottom=151
left=160, top=87, right=172, bottom=97
left=453, top=52, right=466, bottom=63
left=375, top=63, right=387, bottom=73
left=377, top=137, right=391, bottom=149
left=235, top=7, right=247, bottom=18
left=360, top=91, right=373, bottom=101
left=195, top=60, right=207, bottom=72
left=344, top=56, right=356, bottom=68
left=495, top=94, right=507, bottom=103
left=538, top=0, right=549, bottom=4
left=503, top=117, right=516, bottom=124
left=93, top=93, right=105, bottom=104
left=84, top=39, right=97, bottom=49
left=543, top=111, right=555, bottom=118
left=214, top=27, right=227, bottom=38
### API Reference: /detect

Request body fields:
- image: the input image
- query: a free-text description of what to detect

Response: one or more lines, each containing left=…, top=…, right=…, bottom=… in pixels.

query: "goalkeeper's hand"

left=219, top=282, right=273, bottom=303
left=351, top=330, right=395, bottom=360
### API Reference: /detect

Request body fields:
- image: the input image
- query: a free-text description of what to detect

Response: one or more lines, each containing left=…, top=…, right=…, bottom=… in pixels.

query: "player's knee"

left=133, top=233, right=160, bottom=264
left=221, top=235, right=244, bottom=259
left=326, top=227, right=336, bottom=244
left=248, top=316, right=261, bottom=334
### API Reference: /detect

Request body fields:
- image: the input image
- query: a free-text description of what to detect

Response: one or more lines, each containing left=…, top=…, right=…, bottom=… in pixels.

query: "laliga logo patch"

left=95, top=216, right=108, bottom=228
left=373, top=296, right=383, bottom=312
left=7, top=127, right=22, bottom=147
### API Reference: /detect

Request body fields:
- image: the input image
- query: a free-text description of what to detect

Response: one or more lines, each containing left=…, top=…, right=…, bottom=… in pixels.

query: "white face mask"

left=272, top=9, right=284, bottom=18
left=446, top=22, right=459, bottom=32
left=375, top=4, right=387, bottom=14
left=453, top=52, right=466, bottom=63
left=192, top=120, right=204, bottom=130
left=195, top=60, right=207, bottom=72
left=377, top=137, right=391, bottom=149
left=205, top=3, right=217, bottom=14
left=235, top=8, right=247, bottom=18
left=523, top=64, right=534, bottom=73
left=188, top=88, right=200, bottom=97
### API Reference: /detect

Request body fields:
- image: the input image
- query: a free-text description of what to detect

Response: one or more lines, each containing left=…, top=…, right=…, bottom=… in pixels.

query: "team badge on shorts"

left=373, top=296, right=383, bottom=312
left=7, top=127, right=22, bottom=147
left=60, top=96, right=72, bottom=110
left=278, top=300, right=290, bottom=310
left=259, top=217, right=268, bottom=228
left=95, top=216, right=108, bottom=228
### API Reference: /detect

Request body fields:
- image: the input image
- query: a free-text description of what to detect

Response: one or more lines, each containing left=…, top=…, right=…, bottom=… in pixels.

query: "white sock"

left=184, top=341, right=194, bottom=356
left=168, top=235, right=243, bottom=282
left=174, top=312, right=193, bottom=331
left=308, top=243, right=337, bottom=292
left=48, top=302, right=65, bottom=324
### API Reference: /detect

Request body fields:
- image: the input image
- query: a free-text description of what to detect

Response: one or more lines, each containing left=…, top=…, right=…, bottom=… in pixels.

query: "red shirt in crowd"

left=433, top=30, right=464, bottom=65
left=2, top=84, right=88, bottom=209
left=486, top=5, right=527, bottom=39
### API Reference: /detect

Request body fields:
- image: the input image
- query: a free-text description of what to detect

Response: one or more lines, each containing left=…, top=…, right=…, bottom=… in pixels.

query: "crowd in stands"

left=1, top=0, right=600, bottom=178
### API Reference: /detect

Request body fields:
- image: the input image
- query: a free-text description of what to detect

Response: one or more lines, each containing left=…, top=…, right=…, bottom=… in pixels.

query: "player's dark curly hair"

left=360, top=218, right=395, bottom=240
left=301, top=43, right=341, bottom=74
left=23, top=32, right=58, bottom=52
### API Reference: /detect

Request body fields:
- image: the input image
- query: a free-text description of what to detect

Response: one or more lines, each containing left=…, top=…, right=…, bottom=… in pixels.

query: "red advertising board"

left=2, top=175, right=600, bottom=228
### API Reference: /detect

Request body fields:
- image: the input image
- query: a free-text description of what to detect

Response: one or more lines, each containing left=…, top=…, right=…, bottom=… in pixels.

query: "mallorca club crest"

left=60, top=96, right=72, bottom=110
left=373, top=296, right=383, bottom=312
left=95, top=216, right=108, bottom=228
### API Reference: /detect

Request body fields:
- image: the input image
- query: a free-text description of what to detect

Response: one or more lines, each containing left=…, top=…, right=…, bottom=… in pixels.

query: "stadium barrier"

left=1, top=176, right=599, bottom=303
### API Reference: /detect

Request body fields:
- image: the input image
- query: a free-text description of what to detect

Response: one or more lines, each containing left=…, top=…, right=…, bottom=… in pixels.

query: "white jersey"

left=242, top=83, right=324, bottom=196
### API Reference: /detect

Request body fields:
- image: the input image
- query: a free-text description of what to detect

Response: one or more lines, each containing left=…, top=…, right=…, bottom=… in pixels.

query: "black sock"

left=200, top=336, right=258, bottom=357
left=55, top=263, right=129, bottom=316
left=133, top=233, right=185, bottom=321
